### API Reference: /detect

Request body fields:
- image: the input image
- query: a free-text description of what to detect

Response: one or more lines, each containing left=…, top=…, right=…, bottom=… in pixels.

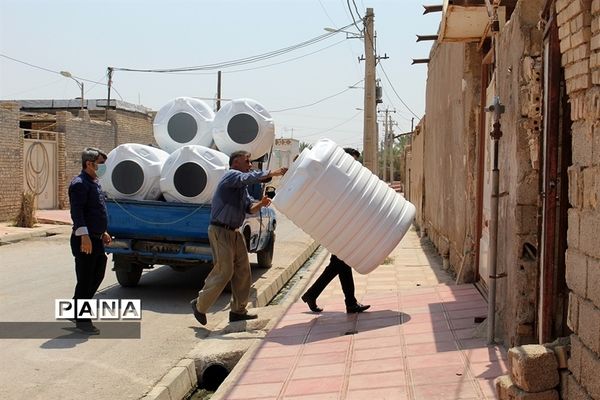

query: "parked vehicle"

left=105, top=185, right=277, bottom=287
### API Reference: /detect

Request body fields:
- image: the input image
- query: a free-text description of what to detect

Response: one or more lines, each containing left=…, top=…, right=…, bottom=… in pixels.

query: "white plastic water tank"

left=153, top=97, right=215, bottom=153
left=160, top=145, right=229, bottom=204
left=211, top=98, right=275, bottom=159
left=100, top=144, right=170, bottom=201
left=272, top=139, right=416, bottom=274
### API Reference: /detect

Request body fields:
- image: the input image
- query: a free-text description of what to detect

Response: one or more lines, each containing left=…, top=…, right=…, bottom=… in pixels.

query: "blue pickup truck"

left=105, top=185, right=277, bottom=287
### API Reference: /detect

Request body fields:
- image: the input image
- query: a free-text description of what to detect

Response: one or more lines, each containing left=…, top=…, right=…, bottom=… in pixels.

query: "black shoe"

left=75, top=322, right=100, bottom=335
left=229, top=311, right=258, bottom=322
left=301, top=293, right=323, bottom=313
left=346, top=303, right=370, bottom=314
left=190, top=298, right=207, bottom=325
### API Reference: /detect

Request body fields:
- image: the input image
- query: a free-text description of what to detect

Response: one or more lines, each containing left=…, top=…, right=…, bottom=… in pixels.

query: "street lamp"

left=60, top=70, right=84, bottom=110
left=323, top=27, right=363, bottom=39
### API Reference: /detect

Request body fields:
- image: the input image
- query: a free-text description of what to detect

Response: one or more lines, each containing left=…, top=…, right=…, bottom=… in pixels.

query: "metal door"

left=23, top=139, right=57, bottom=209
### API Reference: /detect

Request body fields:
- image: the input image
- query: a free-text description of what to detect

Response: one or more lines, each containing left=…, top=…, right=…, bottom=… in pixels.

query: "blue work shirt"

left=210, top=169, right=270, bottom=229
left=68, top=171, right=108, bottom=236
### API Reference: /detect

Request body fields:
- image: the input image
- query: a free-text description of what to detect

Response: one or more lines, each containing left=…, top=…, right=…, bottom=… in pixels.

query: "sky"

left=0, top=0, right=441, bottom=151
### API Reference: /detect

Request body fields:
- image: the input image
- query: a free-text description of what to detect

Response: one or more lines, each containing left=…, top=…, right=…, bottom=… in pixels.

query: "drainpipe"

left=487, top=95, right=504, bottom=344
left=484, top=0, right=505, bottom=346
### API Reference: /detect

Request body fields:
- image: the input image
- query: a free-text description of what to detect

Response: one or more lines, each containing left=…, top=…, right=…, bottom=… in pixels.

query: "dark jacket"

left=68, top=171, right=107, bottom=236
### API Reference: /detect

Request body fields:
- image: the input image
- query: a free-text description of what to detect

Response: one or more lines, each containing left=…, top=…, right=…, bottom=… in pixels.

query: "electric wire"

left=0, top=53, right=107, bottom=86
left=347, top=0, right=363, bottom=34
left=112, top=23, right=356, bottom=73
left=154, top=39, right=347, bottom=75
left=377, top=63, right=421, bottom=119
left=270, top=79, right=363, bottom=113
left=295, top=110, right=362, bottom=139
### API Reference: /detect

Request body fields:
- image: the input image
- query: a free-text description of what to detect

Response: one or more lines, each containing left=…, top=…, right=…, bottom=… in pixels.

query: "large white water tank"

left=153, top=97, right=215, bottom=153
left=272, top=139, right=416, bottom=274
left=100, top=144, right=169, bottom=201
left=160, top=145, right=229, bottom=204
left=211, top=98, right=275, bottom=159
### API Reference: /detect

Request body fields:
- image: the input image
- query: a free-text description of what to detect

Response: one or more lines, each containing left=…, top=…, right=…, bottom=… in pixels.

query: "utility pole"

left=362, top=8, right=377, bottom=175
left=381, top=109, right=389, bottom=181
left=106, top=67, right=113, bottom=121
left=216, top=71, right=222, bottom=111
left=388, top=113, right=397, bottom=183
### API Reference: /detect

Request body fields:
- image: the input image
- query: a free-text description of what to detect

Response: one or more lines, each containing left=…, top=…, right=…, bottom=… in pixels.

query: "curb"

left=209, top=247, right=330, bottom=400
left=252, top=239, right=319, bottom=308
left=140, top=359, right=197, bottom=400
left=0, top=225, right=70, bottom=245
left=139, top=239, right=321, bottom=400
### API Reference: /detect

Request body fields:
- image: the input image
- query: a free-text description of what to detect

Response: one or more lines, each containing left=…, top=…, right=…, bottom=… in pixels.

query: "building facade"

left=0, top=100, right=155, bottom=221
left=405, top=0, right=599, bottom=397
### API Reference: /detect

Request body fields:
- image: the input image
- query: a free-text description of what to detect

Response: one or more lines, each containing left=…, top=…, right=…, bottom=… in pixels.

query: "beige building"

left=271, top=137, right=300, bottom=170
left=405, top=0, right=599, bottom=398
left=0, top=99, right=156, bottom=221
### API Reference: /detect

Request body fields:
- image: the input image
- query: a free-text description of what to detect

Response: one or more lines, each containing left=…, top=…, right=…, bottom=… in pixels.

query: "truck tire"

left=113, top=255, right=143, bottom=287
left=257, top=233, right=275, bottom=268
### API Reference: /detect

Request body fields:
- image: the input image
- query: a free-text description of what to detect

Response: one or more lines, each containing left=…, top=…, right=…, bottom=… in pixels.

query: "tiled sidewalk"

left=219, top=228, right=507, bottom=399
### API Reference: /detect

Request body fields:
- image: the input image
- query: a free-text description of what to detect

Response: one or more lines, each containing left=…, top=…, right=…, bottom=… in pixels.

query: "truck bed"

left=106, top=198, right=211, bottom=242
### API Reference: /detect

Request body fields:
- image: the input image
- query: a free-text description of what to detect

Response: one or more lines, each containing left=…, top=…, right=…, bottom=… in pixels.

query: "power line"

left=112, top=23, right=355, bottom=73
left=155, top=39, right=346, bottom=76
left=0, top=53, right=108, bottom=86
left=295, top=110, right=362, bottom=139
left=377, top=63, right=421, bottom=119
left=347, top=0, right=363, bottom=34
left=271, top=79, right=363, bottom=113
left=317, top=0, right=338, bottom=27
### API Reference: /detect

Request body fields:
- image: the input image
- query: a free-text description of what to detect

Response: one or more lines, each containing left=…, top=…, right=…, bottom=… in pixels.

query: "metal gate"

left=23, top=130, right=57, bottom=209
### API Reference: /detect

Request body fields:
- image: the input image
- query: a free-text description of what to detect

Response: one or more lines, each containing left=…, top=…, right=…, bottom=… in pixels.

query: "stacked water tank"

left=101, top=96, right=275, bottom=204
left=100, top=144, right=169, bottom=201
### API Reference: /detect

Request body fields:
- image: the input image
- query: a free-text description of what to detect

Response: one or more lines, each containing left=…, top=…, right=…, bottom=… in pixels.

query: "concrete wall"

left=0, top=103, right=23, bottom=221
left=557, top=0, right=600, bottom=398
left=421, top=41, right=481, bottom=283
left=493, top=0, right=544, bottom=346
left=405, top=120, right=425, bottom=232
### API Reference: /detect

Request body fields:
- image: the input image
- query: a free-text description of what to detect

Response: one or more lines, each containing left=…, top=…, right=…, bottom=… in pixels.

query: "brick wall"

left=107, top=109, right=157, bottom=148
left=0, top=103, right=23, bottom=221
left=57, top=111, right=115, bottom=209
left=557, top=0, right=600, bottom=398
left=58, top=109, right=155, bottom=209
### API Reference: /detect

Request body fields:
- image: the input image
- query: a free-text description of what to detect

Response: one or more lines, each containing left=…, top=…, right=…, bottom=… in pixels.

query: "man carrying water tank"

left=300, top=147, right=370, bottom=314
left=191, top=150, right=287, bottom=326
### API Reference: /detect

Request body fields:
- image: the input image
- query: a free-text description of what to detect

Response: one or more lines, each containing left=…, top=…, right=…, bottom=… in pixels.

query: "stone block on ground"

left=508, top=345, right=559, bottom=392
left=496, top=374, right=559, bottom=400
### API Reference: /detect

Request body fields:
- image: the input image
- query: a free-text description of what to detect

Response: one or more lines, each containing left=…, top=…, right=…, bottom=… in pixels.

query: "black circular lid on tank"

left=168, top=112, right=197, bottom=144
left=227, top=113, right=258, bottom=144
left=174, top=162, right=207, bottom=198
left=112, top=160, right=144, bottom=195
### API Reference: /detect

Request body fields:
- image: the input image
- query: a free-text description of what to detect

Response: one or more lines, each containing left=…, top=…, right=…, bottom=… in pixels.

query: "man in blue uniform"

left=68, top=147, right=111, bottom=334
left=191, top=151, right=287, bottom=326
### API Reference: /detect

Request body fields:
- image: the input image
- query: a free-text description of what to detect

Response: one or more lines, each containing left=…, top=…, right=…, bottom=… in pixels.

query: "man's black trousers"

left=70, top=234, right=107, bottom=320
left=304, top=254, right=357, bottom=307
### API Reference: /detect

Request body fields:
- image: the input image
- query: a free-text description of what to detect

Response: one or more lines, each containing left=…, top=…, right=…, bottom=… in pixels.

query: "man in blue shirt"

left=68, top=147, right=111, bottom=334
left=191, top=151, right=287, bottom=326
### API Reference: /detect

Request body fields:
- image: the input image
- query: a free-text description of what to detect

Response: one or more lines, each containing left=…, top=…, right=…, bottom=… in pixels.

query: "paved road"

left=0, top=213, right=313, bottom=400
